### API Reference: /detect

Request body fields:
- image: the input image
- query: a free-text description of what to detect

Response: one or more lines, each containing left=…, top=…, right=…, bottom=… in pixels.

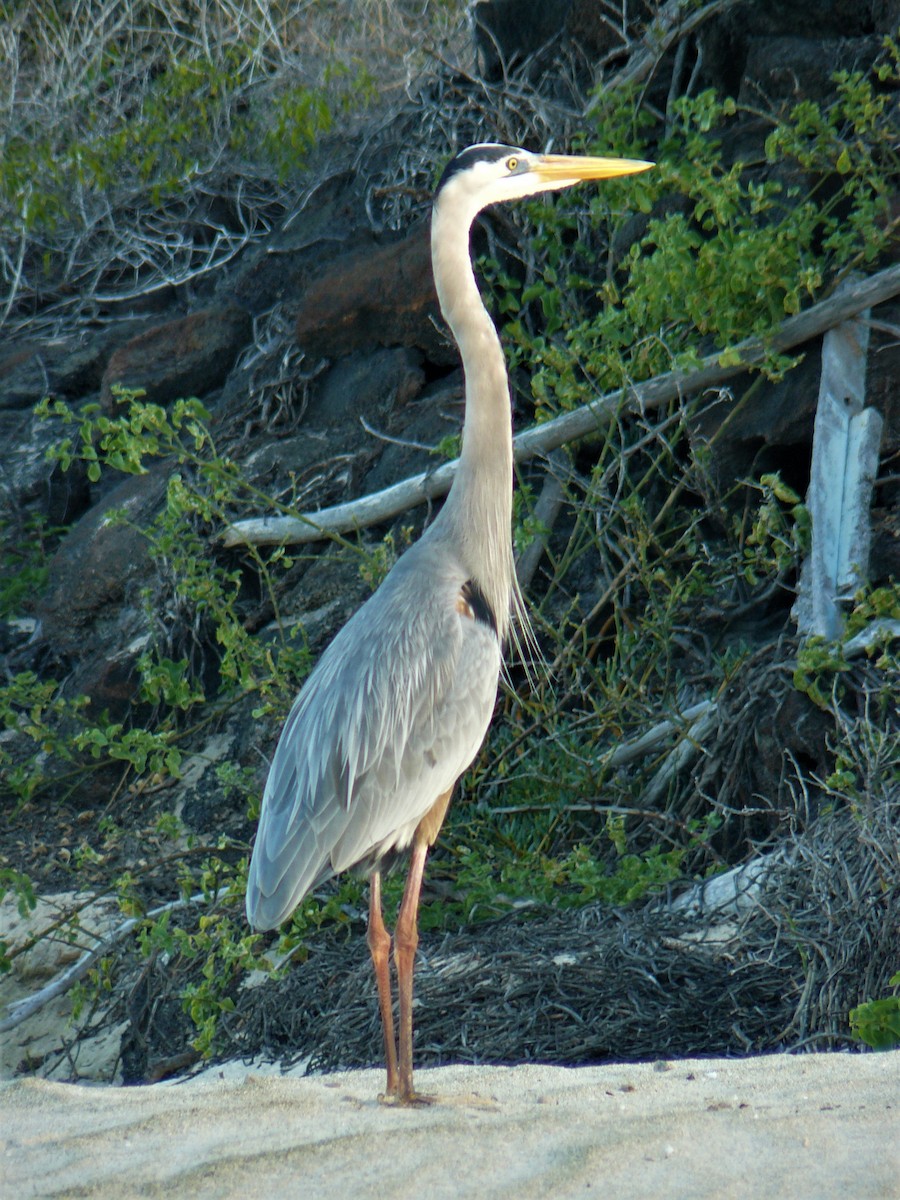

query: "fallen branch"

left=222, top=263, right=900, bottom=548
left=594, top=616, right=900, bottom=801
left=599, top=700, right=717, bottom=770
left=639, top=703, right=720, bottom=809
left=843, top=618, right=900, bottom=659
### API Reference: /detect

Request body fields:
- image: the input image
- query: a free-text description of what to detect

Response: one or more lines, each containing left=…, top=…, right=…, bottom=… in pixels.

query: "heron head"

left=434, top=142, right=653, bottom=216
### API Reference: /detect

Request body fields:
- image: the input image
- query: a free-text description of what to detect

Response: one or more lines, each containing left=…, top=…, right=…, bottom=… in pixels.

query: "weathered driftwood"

left=594, top=614, right=899, bottom=808
left=670, top=853, right=782, bottom=918
left=794, top=282, right=884, bottom=638
left=223, top=263, right=900, bottom=550
left=843, top=618, right=900, bottom=657
left=640, top=701, right=720, bottom=809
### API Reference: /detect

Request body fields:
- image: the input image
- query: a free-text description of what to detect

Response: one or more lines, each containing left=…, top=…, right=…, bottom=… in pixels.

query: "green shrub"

left=850, top=974, right=900, bottom=1050
left=487, top=56, right=898, bottom=414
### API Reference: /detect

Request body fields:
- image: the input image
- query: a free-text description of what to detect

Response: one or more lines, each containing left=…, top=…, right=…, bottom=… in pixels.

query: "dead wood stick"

left=603, top=700, right=717, bottom=769
left=599, top=618, right=900, bottom=793
left=222, top=263, right=900, bottom=549
left=587, top=0, right=740, bottom=106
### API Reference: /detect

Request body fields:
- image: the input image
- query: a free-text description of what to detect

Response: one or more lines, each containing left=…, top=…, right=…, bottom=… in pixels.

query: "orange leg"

left=367, top=870, right=399, bottom=1098
left=392, top=836, right=433, bottom=1106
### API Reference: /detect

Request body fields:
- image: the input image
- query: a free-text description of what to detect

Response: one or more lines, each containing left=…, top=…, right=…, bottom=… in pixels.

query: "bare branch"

left=601, top=700, right=717, bottom=769
left=587, top=0, right=742, bottom=108
left=515, top=449, right=568, bottom=589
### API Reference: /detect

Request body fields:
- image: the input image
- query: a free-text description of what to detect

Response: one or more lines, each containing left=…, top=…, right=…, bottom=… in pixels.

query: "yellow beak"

left=533, top=154, right=654, bottom=186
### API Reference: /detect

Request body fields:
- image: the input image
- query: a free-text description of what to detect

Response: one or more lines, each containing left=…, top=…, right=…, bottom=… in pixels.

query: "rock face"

left=100, top=307, right=252, bottom=408
left=37, top=471, right=166, bottom=653
left=0, top=891, right=123, bottom=1081
left=293, top=224, right=445, bottom=359
left=0, top=0, right=894, bottom=815
left=2, top=0, right=894, bottom=724
left=738, top=35, right=886, bottom=103
left=473, top=0, right=578, bottom=78
left=32, top=469, right=169, bottom=715
left=0, top=337, right=107, bottom=411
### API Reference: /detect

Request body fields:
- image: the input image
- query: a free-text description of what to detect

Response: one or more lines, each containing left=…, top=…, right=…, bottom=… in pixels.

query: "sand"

left=2, top=1052, right=898, bottom=1198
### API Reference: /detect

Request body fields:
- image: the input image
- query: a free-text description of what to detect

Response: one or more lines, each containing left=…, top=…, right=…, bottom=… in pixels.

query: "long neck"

left=430, top=198, right=515, bottom=638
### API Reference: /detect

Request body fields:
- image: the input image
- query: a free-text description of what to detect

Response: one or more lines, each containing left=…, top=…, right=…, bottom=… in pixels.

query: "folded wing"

left=245, top=543, right=501, bottom=930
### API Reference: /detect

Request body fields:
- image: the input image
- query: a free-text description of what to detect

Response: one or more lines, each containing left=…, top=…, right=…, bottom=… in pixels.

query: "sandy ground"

left=2, top=1052, right=898, bottom=1199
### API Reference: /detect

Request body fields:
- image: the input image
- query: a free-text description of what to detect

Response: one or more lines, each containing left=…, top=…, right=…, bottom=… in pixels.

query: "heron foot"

left=378, top=1088, right=436, bottom=1108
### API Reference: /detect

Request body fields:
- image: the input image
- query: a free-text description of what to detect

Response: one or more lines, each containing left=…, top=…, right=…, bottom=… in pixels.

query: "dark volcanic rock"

left=686, top=240, right=900, bottom=484
left=699, top=0, right=899, bottom=95
left=303, top=347, right=425, bottom=428
left=226, top=169, right=361, bottom=314
left=360, top=376, right=465, bottom=496
left=567, top=0, right=657, bottom=60
left=688, top=296, right=900, bottom=497
left=45, top=458, right=93, bottom=526
left=36, top=469, right=166, bottom=655
left=2, top=397, right=100, bottom=520
left=294, top=224, right=450, bottom=360
left=688, top=353, right=822, bottom=489
left=239, top=347, right=431, bottom=516
left=29, top=469, right=172, bottom=715
left=473, top=0, right=572, bottom=78
left=0, top=325, right=146, bottom=412
left=0, top=342, right=91, bottom=412
left=100, top=306, right=252, bottom=408
left=739, top=35, right=885, bottom=104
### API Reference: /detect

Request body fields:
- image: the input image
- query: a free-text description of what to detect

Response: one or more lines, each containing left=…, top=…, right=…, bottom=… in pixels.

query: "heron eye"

left=506, top=156, right=519, bottom=172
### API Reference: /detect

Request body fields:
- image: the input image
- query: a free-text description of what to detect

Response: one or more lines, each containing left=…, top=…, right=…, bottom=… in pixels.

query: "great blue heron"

left=246, top=143, right=653, bottom=1105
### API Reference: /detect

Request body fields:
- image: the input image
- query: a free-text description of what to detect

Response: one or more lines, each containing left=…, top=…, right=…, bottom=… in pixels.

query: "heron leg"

left=367, top=870, right=399, bottom=1098
left=391, top=834, right=432, bottom=1106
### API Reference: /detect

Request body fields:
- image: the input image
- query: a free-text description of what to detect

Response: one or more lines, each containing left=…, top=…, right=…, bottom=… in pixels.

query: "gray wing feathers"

left=245, top=545, right=501, bottom=931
